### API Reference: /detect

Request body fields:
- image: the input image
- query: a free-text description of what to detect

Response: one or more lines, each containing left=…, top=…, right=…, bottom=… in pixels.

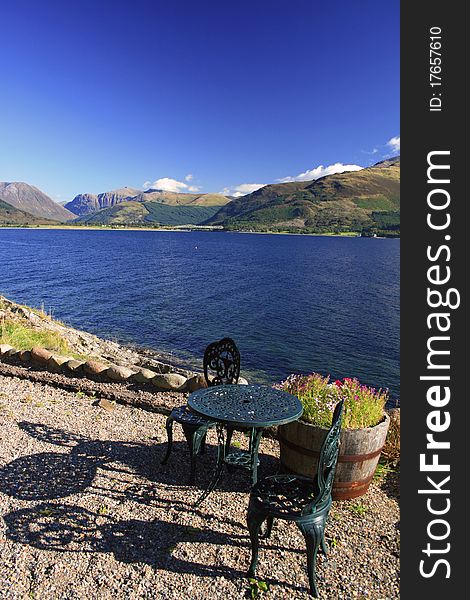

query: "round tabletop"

left=187, top=384, right=303, bottom=428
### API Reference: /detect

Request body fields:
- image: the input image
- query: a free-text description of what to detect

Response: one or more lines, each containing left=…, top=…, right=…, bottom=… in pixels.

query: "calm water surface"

left=0, top=229, right=400, bottom=401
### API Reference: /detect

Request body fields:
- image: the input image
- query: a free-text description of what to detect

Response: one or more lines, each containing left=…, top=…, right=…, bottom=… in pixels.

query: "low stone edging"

left=0, top=343, right=248, bottom=393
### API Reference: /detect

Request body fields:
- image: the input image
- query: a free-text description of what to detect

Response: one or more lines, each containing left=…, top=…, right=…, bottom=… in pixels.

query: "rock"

left=96, top=398, right=115, bottom=412
left=152, top=373, right=188, bottom=391
left=106, top=365, right=135, bottom=382
left=31, top=346, right=53, bottom=364
left=4, top=347, right=19, bottom=358
left=65, top=359, right=85, bottom=372
left=186, top=374, right=208, bottom=392
left=238, top=376, right=249, bottom=385
left=64, top=193, right=100, bottom=216
left=48, top=355, right=72, bottom=370
left=83, top=360, right=108, bottom=376
left=132, top=368, right=158, bottom=384
left=0, top=344, right=14, bottom=356
left=18, top=350, right=31, bottom=362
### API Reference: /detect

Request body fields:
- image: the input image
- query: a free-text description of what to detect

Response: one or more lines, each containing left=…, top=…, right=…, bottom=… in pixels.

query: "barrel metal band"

left=278, top=431, right=384, bottom=462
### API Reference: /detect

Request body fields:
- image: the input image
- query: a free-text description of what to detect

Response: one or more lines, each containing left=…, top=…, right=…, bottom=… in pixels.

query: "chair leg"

left=200, top=433, right=207, bottom=455
left=263, top=516, right=274, bottom=539
left=247, top=508, right=267, bottom=577
left=320, top=509, right=330, bottom=555
left=161, top=415, right=174, bottom=465
left=182, top=424, right=206, bottom=484
left=298, top=521, right=323, bottom=597
left=320, top=534, right=329, bottom=556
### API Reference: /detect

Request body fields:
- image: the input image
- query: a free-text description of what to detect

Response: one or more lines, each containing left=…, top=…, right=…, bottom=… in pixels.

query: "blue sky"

left=0, top=0, right=399, bottom=202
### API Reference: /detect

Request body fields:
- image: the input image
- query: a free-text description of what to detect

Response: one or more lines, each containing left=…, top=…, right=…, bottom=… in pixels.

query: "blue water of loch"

left=0, top=229, right=400, bottom=402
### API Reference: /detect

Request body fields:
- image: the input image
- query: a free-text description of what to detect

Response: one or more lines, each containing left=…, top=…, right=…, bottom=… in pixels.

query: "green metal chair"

left=246, top=400, right=344, bottom=597
left=161, top=337, right=240, bottom=483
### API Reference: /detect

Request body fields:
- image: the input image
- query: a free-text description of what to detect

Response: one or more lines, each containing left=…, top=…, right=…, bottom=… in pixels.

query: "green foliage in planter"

left=275, top=373, right=388, bottom=429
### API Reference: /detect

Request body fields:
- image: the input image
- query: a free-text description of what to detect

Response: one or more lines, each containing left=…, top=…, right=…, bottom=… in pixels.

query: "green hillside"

left=133, top=191, right=230, bottom=207
left=207, top=157, right=400, bottom=236
left=76, top=200, right=224, bottom=226
left=143, top=202, right=223, bottom=224
left=0, top=198, right=59, bottom=226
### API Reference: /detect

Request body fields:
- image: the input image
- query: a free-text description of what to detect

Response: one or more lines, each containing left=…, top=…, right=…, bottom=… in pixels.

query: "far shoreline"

left=0, top=225, right=398, bottom=239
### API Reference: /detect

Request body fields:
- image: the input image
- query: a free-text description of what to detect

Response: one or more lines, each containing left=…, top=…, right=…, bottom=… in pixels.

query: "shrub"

left=275, top=373, right=388, bottom=429
left=382, top=408, right=400, bottom=463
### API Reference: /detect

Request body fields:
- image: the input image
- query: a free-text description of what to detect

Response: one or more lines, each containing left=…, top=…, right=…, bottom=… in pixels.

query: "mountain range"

left=69, top=189, right=232, bottom=226
left=64, top=187, right=142, bottom=216
left=0, top=157, right=400, bottom=235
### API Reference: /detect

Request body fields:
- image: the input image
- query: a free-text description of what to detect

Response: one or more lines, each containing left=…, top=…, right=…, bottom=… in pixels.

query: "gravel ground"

left=0, top=373, right=399, bottom=599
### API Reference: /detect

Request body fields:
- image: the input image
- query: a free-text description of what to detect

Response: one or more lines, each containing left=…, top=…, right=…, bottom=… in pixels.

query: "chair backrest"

left=203, top=337, right=240, bottom=386
left=311, top=400, right=344, bottom=509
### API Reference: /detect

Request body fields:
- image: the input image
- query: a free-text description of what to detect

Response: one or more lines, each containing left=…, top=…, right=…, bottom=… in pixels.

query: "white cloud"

left=277, top=162, right=363, bottom=183
left=143, top=177, right=201, bottom=193
left=230, top=183, right=267, bottom=197
left=185, top=173, right=193, bottom=181
left=387, top=136, right=400, bottom=153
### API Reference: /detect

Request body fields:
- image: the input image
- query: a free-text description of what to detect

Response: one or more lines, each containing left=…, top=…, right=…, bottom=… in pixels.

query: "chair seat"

left=250, top=474, right=320, bottom=517
left=225, top=449, right=261, bottom=470
left=170, top=405, right=215, bottom=427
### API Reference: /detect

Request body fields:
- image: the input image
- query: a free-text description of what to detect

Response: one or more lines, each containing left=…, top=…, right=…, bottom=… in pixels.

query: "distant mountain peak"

left=372, top=156, right=400, bottom=168
left=65, top=187, right=141, bottom=216
left=0, top=181, right=75, bottom=221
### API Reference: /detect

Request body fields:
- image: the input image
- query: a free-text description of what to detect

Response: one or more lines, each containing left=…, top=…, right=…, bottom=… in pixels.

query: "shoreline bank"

left=0, top=225, right=397, bottom=238
left=0, top=294, right=197, bottom=378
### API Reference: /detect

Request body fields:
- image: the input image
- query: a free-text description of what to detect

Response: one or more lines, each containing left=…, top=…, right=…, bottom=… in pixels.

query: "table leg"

left=249, top=427, right=264, bottom=486
left=194, top=423, right=225, bottom=507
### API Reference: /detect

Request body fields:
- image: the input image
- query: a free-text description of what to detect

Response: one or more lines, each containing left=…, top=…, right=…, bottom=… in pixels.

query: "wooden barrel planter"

left=278, top=413, right=390, bottom=500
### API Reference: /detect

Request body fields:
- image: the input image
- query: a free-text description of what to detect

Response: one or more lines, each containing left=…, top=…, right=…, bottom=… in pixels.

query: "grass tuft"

left=0, top=322, right=71, bottom=354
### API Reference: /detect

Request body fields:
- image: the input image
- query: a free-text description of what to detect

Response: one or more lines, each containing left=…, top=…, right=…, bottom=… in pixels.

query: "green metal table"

left=187, top=384, right=303, bottom=505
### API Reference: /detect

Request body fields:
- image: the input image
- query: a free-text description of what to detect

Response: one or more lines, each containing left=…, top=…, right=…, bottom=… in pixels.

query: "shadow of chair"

left=246, top=400, right=344, bottom=597
left=161, top=337, right=240, bottom=483
left=3, top=502, right=307, bottom=594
